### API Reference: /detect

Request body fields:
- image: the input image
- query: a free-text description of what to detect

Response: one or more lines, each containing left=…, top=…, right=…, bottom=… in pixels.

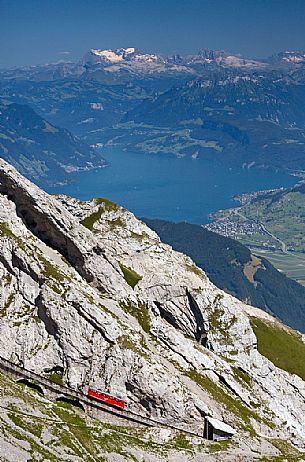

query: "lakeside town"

left=203, top=216, right=267, bottom=239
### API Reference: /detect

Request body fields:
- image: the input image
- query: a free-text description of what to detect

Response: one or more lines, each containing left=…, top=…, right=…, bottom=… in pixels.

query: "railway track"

left=0, top=356, right=204, bottom=439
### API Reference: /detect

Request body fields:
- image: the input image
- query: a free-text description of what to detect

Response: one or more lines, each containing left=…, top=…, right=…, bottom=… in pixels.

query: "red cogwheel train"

left=87, top=387, right=126, bottom=409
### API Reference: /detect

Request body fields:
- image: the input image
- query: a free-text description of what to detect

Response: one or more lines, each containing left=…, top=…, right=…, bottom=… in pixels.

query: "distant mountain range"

left=122, top=70, right=305, bottom=173
left=144, top=218, right=305, bottom=333
left=0, top=79, right=150, bottom=136
left=2, top=46, right=305, bottom=179
left=3, top=48, right=305, bottom=82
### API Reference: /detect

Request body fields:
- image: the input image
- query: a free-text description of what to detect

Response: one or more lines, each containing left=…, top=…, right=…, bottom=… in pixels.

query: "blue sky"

left=1, top=0, right=305, bottom=67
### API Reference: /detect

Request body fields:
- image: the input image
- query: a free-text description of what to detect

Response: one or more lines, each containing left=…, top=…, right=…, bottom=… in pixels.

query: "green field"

left=251, top=249, right=305, bottom=286
left=238, top=233, right=281, bottom=250
left=240, top=190, right=305, bottom=251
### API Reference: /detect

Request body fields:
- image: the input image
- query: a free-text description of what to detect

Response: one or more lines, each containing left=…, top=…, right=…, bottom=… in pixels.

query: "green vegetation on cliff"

left=119, top=263, right=142, bottom=288
left=250, top=317, right=305, bottom=381
left=81, top=198, right=121, bottom=230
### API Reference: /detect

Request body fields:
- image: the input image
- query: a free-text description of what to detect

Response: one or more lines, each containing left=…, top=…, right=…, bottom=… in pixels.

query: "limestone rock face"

left=0, top=162, right=131, bottom=298
left=1, top=157, right=305, bottom=457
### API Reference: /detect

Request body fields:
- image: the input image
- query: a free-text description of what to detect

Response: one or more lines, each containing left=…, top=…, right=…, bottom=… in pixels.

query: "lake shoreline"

left=48, top=147, right=297, bottom=225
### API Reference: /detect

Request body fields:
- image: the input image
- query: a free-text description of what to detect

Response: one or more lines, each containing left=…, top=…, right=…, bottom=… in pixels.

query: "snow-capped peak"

left=89, top=47, right=161, bottom=64
left=82, top=47, right=169, bottom=73
left=91, top=49, right=125, bottom=62
left=184, top=49, right=266, bottom=69
left=267, top=50, right=305, bottom=66
left=124, top=47, right=136, bottom=54
left=90, top=47, right=142, bottom=62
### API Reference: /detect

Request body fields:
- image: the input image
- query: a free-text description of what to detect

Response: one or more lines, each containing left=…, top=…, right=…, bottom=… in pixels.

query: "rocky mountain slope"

left=144, top=218, right=305, bottom=333
left=0, top=102, right=106, bottom=184
left=126, top=72, right=305, bottom=128
left=1, top=158, right=305, bottom=459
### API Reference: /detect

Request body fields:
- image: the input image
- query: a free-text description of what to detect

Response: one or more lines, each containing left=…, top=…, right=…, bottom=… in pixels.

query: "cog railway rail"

left=0, top=356, right=204, bottom=439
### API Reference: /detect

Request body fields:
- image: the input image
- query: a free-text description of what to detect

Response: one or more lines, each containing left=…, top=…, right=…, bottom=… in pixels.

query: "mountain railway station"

left=204, top=416, right=237, bottom=441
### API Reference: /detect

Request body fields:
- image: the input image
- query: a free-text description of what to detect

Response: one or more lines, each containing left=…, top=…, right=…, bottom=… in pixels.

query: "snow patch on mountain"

left=185, top=49, right=266, bottom=69
left=91, top=49, right=125, bottom=62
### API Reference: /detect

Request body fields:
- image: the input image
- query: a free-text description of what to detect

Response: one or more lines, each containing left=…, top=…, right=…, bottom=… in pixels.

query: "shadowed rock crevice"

left=36, top=296, right=59, bottom=339
left=125, top=382, right=160, bottom=416
left=0, top=169, right=123, bottom=297
left=0, top=253, right=16, bottom=280
left=16, top=199, right=85, bottom=270
left=11, top=249, right=41, bottom=284
left=44, top=365, right=64, bottom=375
left=154, top=300, right=180, bottom=330
left=186, top=290, right=208, bottom=345
left=70, top=300, right=115, bottom=345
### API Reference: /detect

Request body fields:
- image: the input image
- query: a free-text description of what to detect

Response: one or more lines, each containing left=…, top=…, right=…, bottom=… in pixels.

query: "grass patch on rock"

left=207, top=439, right=231, bottom=453
left=185, top=263, right=205, bottom=278
left=0, top=222, right=26, bottom=250
left=208, top=294, right=237, bottom=344
left=106, top=217, right=125, bottom=230
left=119, top=263, right=142, bottom=288
left=231, top=366, right=252, bottom=386
left=117, top=334, right=149, bottom=358
left=47, top=371, right=64, bottom=385
left=250, top=317, right=305, bottom=381
left=120, top=300, right=151, bottom=333
left=39, top=255, right=65, bottom=283
left=80, top=208, right=104, bottom=231
left=172, top=433, right=193, bottom=451
left=95, top=197, right=120, bottom=212
left=80, top=198, right=121, bottom=231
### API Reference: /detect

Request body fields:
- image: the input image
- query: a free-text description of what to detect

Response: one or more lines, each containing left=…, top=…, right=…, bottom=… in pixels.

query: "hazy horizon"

left=1, top=0, right=305, bottom=68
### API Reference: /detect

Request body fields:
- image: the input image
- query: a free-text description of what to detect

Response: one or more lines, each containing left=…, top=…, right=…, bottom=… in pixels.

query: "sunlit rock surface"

left=1, top=158, right=305, bottom=460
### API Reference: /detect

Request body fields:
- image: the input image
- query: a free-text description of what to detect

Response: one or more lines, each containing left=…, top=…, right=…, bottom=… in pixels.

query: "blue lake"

left=50, top=148, right=297, bottom=224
